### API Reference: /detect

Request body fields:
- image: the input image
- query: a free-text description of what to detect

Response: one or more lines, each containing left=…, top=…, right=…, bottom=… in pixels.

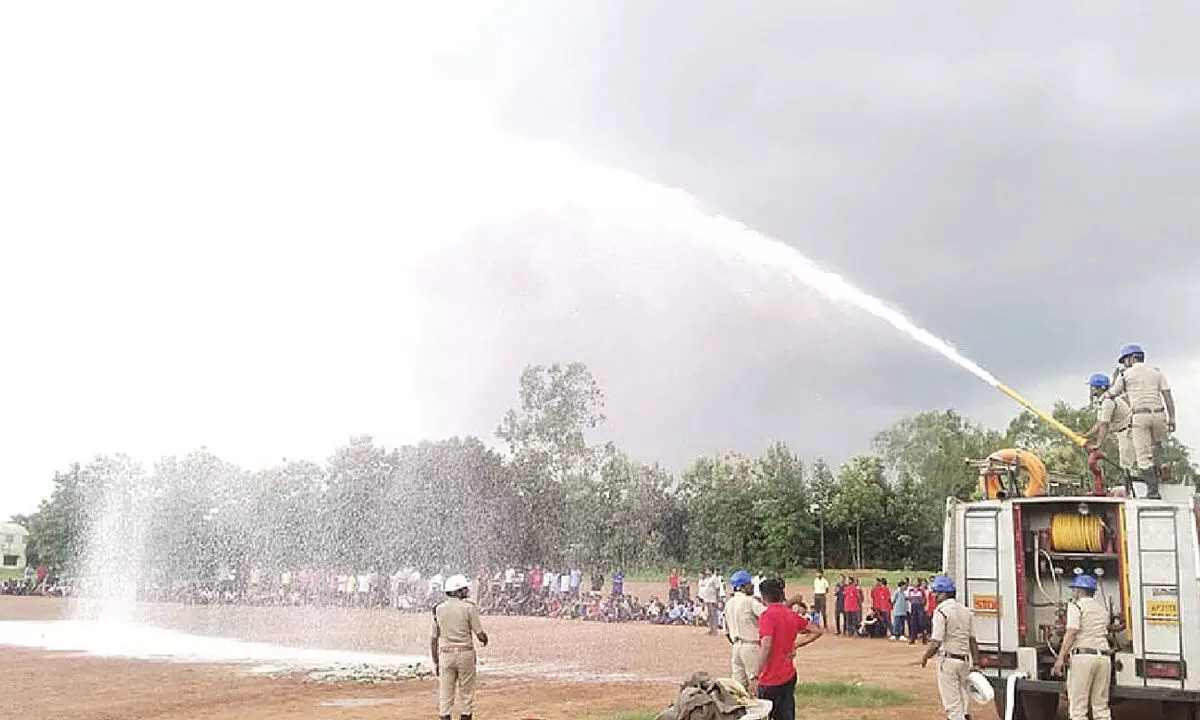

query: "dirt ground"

left=1, top=591, right=994, bottom=720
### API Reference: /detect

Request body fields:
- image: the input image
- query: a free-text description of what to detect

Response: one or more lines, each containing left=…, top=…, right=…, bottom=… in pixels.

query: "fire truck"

left=945, top=450, right=1200, bottom=720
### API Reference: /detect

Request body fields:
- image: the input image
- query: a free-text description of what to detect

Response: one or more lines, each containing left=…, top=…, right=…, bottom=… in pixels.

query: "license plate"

left=1146, top=598, right=1179, bottom=624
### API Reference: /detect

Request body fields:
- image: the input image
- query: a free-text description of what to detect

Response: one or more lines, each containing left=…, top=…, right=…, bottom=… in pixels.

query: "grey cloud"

left=413, top=1, right=1200, bottom=464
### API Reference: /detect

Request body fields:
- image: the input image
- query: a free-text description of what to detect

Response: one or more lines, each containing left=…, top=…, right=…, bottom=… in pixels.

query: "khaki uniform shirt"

left=1066, top=596, right=1109, bottom=651
left=433, top=597, right=484, bottom=649
left=931, top=598, right=974, bottom=656
left=1097, top=395, right=1132, bottom=432
left=724, top=592, right=766, bottom=643
left=1109, top=364, right=1170, bottom=412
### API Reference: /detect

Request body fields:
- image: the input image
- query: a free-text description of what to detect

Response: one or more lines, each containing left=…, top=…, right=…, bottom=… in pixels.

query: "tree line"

left=13, top=363, right=1198, bottom=581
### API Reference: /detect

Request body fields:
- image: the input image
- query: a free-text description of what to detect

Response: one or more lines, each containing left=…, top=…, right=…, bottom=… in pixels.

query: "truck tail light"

left=1138, top=660, right=1186, bottom=680
left=978, top=651, right=1017, bottom=669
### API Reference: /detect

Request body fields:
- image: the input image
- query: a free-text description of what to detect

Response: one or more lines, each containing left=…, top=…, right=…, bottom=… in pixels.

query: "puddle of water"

left=0, top=619, right=668, bottom=683
left=0, top=619, right=425, bottom=673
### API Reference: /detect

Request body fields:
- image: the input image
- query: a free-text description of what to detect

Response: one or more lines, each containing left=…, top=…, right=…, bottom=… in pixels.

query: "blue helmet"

left=1071, top=574, right=1098, bottom=591
left=930, top=575, right=955, bottom=593
left=730, top=570, right=753, bottom=589
left=1088, top=373, right=1111, bottom=389
left=1119, top=344, right=1144, bottom=362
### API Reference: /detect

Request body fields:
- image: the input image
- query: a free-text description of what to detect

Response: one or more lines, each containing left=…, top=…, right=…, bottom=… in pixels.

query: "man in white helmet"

left=431, top=574, right=489, bottom=720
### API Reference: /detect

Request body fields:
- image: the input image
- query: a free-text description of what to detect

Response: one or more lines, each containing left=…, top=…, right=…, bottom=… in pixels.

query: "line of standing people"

left=889, top=578, right=935, bottom=644
left=828, top=574, right=935, bottom=642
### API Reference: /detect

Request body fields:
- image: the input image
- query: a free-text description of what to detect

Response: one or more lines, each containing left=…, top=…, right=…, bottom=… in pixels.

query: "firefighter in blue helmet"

left=724, top=569, right=766, bottom=691
left=1106, top=344, right=1175, bottom=499
left=1083, top=373, right=1136, bottom=493
left=1052, top=574, right=1112, bottom=720
left=920, top=576, right=980, bottom=720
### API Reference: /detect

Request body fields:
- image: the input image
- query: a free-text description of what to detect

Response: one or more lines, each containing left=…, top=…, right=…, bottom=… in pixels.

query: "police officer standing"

left=431, top=574, right=489, bottom=720
left=724, top=569, right=766, bottom=692
left=1052, top=574, right=1112, bottom=720
left=1107, top=344, right=1176, bottom=499
left=1083, top=373, right=1136, bottom=493
left=920, top=575, right=980, bottom=720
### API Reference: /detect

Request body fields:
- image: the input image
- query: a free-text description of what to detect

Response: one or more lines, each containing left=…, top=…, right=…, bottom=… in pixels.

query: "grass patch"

left=0, top=567, right=25, bottom=582
left=795, top=681, right=914, bottom=709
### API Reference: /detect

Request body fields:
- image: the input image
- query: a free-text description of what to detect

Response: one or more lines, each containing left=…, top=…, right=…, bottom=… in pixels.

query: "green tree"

left=1005, top=402, right=1198, bottom=487
left=496, top=363, right=607, bottom=563
left=321, top=437, right=399, bottom=570
left=827, top=455, right=889, bottom=570
left=750, top=442, right=814, bottom=572
left=496, top=363, right=606, bottom=482
left=385, top=437, right=523, bottom=571
left=24, top=464, right=87, bottom=570
left=874, top=410, right=1004, bottom=500
left=886, top=472, right=943, bottom=569
left=679, top=453, right=759, bottom=569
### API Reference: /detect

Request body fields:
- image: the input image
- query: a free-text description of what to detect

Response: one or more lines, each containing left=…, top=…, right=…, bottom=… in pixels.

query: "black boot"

left=1142, top=467, right=1161, bottom=500
left=1124, top=473, right=1137, bottom=497
left=460, top=715, right=472, bottom=720
left=440, top=715, right=451, bottom=720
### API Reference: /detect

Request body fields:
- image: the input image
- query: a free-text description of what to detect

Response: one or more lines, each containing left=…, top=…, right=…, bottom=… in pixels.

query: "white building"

left=0, top=522, right=30, bottom=570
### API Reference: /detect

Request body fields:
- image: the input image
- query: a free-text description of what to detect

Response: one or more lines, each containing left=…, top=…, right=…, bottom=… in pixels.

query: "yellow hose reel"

left=1050, top=513, right=1105, bottom=553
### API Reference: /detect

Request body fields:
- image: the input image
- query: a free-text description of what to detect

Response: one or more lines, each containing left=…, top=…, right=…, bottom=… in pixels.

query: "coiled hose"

left=1050, top=514, right=1105, bottom=553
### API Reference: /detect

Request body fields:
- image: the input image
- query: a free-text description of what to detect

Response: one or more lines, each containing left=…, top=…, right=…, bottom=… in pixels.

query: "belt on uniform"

left=941, top=653, right=970, bottom=662
left=1071, top=647, right=1111, bottom=656
left=439, top=646, right=475, bottom=654
left=732, top=638, right=759, bottom=645
left=1132, top=407, right=1166, bottom=414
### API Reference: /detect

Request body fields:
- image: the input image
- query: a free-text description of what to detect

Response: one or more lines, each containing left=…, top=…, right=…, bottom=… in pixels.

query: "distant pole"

left=820, top=513, right=826, bottom=571
left=811, top=503, right=825, bottom=571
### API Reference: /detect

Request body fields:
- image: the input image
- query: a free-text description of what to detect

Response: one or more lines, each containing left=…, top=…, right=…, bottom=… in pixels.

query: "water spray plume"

left=544, top=148, right=1082, bottom=450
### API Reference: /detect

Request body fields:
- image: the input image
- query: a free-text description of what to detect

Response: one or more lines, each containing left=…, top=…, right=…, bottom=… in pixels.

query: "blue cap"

left=1088, top=373, right=1111, bottom=389
left=1119, top=344, right=1144, bottom=361
left=1071, top=574, right=1098, bottom=591
left=930, top=575, right=955, bottom=593
left=730, top=570, right=753, bottom=588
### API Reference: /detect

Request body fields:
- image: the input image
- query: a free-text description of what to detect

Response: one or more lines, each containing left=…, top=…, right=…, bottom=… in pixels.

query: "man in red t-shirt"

left=668, top=568, right=680, bottom=603
left=755, top=578, right=823, bottom=720
left=870, top=578, right=893, bottom=637
left=842, top=577, right=862, bottom=637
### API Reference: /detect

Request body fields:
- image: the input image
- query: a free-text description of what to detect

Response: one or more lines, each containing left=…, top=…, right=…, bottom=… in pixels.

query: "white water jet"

left=416, top=135, right=1001, bottom=389
left=72, top=456, right=149, bottom=623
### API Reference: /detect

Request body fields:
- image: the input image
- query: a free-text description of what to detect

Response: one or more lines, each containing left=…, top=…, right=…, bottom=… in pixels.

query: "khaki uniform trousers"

left=1131, top=412, right=1169, bottom=471
left=1116, top=429, right=1136, bottom=475
left=439, top=649, right=477, bottom=717
left=730, top=641, right=760, bottom=691
left=936, top=656, right=970, bottom=720
left=1066, top=654, right=1111, bottom=720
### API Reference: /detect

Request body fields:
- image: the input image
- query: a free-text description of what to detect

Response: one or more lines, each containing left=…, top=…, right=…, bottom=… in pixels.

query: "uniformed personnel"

left=920, top=575, right=980, bottom=720
left=724, top=569, right=766, bottom=691
left=431, top=573, right=489, bottom=720
left=1051, top=574, right=1112, bottom=720
left=1083, top=373, right=1136, bottom=492
left=1107, top=344, right=1176, bottom=499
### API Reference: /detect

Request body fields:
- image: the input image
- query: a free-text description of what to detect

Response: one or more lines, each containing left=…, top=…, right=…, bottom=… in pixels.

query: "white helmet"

left=967, top=671, right=994, bottom=704
left=444, top=574, right=470, bottom=593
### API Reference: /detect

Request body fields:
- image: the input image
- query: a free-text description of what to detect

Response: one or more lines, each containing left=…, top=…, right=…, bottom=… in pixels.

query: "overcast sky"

left=3, top=2, right=1198, bottom=515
